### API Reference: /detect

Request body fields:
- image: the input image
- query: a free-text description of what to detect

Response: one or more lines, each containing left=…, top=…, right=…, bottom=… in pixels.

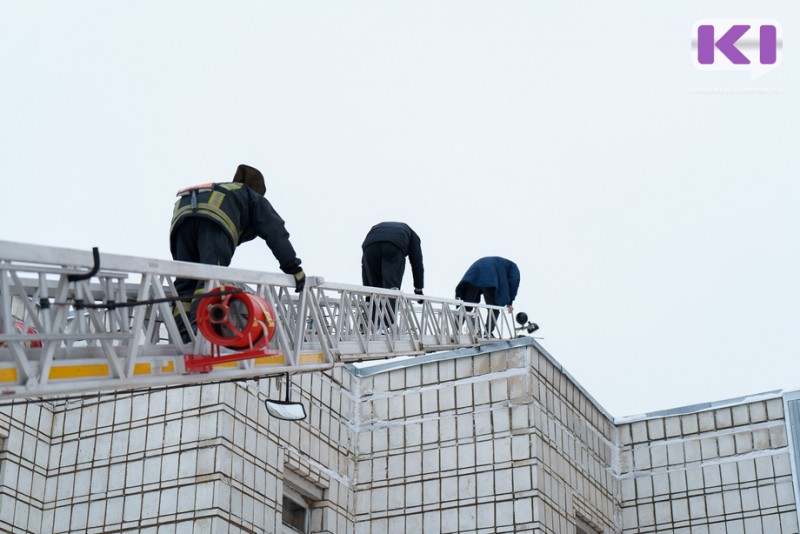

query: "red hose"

left=195, top=286, right=276, bottom=350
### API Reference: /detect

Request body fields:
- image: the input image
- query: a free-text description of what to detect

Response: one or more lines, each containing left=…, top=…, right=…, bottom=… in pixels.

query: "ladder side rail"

left=3, top=361, right=337, bottom=401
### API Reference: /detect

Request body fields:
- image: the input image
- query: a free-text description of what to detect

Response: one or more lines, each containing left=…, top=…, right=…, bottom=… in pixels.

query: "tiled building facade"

left=0, top=338, right=797, bottom=533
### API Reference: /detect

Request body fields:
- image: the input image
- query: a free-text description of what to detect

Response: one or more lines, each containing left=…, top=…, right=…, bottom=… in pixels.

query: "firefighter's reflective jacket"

left=170, top=182, right=300, bottom=274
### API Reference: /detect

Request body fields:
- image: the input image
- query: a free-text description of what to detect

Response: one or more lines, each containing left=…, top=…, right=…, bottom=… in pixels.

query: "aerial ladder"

left=0, top=240, right=522, bottom=402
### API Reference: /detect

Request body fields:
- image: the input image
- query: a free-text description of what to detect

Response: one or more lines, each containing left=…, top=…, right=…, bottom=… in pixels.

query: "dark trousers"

left=459, top=284, right=499, bottom=334
left=361, top=242, right=405, bottom=327
left=361, top=242, right=406, bottom=289
left=171, top=218, right=235, bottom=340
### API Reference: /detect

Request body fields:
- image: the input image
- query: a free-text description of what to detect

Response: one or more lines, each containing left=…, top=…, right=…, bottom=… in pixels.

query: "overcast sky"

left=1, top=1, right=797, bottom=417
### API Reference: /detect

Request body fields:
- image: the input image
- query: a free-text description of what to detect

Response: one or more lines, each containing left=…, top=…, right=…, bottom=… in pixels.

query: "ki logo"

left=692, top=19, right=782, bottom=79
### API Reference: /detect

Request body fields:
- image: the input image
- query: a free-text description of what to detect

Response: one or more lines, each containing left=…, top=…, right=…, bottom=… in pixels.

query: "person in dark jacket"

left=455, top=256, right=520, bottom=334
left=361, top=222, right=424, bottom=294
left=170, top=164, right=304, bottom=342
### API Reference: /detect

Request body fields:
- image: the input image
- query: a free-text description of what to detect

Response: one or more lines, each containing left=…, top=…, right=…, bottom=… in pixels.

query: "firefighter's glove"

left=293, top=269, right=306, bottom=293
left=414, top=288, right=424, bottom=304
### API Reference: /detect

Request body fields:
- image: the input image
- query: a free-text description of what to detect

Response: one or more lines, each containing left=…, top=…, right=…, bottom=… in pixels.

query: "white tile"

left=511, top=436, right=530, bottom=461
left=458, top=505, right=477, bottom=530
left=652, top=473, right=669, bottom=496
left=633, top=447, right=651, bottom=470
left=766, top=398, right=784, bottom=420
left=178, top=449, right=198, bottom=479
left=723, top=490, right=742, bottom=514
left=128, top=427, right=146, bottom=454
left=494, top=437, right=511, bottom=464
left=715, top=408, right=732, bottom=429
left=684, top=440, right=701, bottom=462
left=622, top=506, right=638, bottom=529
left=126, top=460, right=144, bottom=488
left=688, top=495, right=706, bottom=519
left=635, top=477, right=653, bottom=499
left=423, top=479, right=439, bottom=503
left=731, top=405, right=749, bottom=426
left=372, top=427, right=388, bottom=451
left=388, top=426, right=404, bottom=450
left=681, top=414, right=698, bottom=435
left=421, top=390, right=438, bottom=414
left=422, top=449, right=439, bottom=474
left=439, top=361, right=455, bottom=382
left=469, top=440, right=490, bottom=468
left=495, top=469, right=513, bottom=495
left=163, top=420, right=182, bottom=448
left=387, top=454, right=404, bottom=479
left=758, top=484, right=777, bottom=509
left=406, top=451, right=422, bottom=476
left=647, top=419, right=665, bottom=440
left=439, top=387, right=455, bottom=412
left=686, top=467, right=704, bottom=491
left=387, top=485, right=404, bottom=510
left=671, top=498, right=689, bottom=521
left=512, top=497, right=533, bottom=524
left=770, top=426, right=788, bottom=448
left=73, top=470, right=91, bottom=497
left=664, top=416, right=681, bottom=438
left=698, top=411, right=715, bottom=432
left=423, top=511, right=441, bottom=533
left=490, top=379, right=508, bottom=402
left=405, top=393, right=422, bottom=417
left=474, top=412, right=492, bottom=436
left=654, top=501, right=671, bottom=524
left=776, top=480, right=795, bottom=506
left=749, top=402, right=767, bottom=423
left=702, top=465, right=721, bottom=487
left=752, top=428, right=770, bottom=450
left=705, top=493, right=724, bottom=517
left=440, top=446, right=457, bottom=472
left=458, top=474, right=476, bottom=500
left=141, top=490, right=160, bottom=519
left=456, top=384, right=473, bottom=409
left=512, top=466, right=532, bottom=492
left=123, top=493, right=142, bottom=522
left=620, top=479, right=636, bottom=502
left=421, top=364, right=439, bottom=385
left=738, top=459, right=756, bottom=482
left=773, top=453, right=792, bottom=477
left=457, top=414, right=473, bottom=439
left=493, top=408, right=510, bottom=433
left=650, top=445, right=667, bottom=467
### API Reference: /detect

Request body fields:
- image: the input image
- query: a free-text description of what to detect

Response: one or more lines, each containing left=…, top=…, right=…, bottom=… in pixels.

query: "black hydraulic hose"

left=67, top=247, right=100, bottom=282
left=56, top=288, right=245, bottom=310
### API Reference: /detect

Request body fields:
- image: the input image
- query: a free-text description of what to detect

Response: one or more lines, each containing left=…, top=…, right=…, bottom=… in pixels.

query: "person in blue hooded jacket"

left=455, top=256, right=520, bottom=333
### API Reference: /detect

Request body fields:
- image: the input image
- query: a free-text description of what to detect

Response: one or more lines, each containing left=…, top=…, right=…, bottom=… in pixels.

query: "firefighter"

left=169, top=164, right=304, bottom=343
left=455, top=256, right=520, bottom=334
left=361, top=222, right=424, bottom=295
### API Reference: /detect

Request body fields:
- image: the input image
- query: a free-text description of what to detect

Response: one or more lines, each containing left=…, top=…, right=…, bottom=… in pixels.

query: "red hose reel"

left=184, top=286, right=279, bottom=373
